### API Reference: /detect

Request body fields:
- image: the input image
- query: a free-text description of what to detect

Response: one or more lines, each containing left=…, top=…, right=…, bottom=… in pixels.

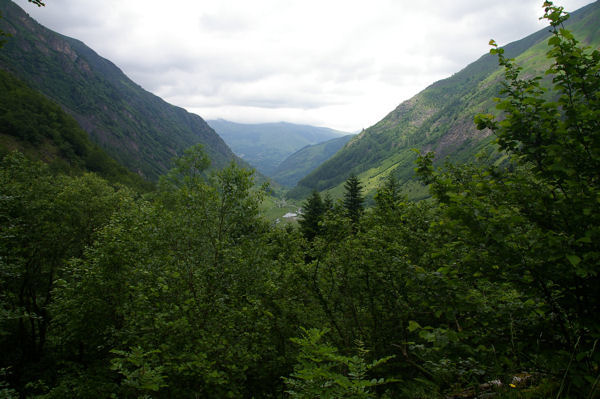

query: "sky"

left=14, top=0, right=594, bottom=132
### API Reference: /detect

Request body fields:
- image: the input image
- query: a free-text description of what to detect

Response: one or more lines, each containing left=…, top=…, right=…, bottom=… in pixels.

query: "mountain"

left=0, top=0, right=237, bottom=180
left=289, top=1, right=600, bottom=200
left=0, top=69, right=153, bottom=190
left=272, top=134, right=354, bottom=187
left=207, top=119, right=349, bottom=176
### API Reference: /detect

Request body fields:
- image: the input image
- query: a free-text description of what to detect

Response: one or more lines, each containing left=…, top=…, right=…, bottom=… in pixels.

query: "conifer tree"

left=374, top=175, right=402, bottom=212
left=299, top=190, right=325, bottom=241
left=343, top=174, right=364, bottom=230
left=323, top=193, right=334, bottom=212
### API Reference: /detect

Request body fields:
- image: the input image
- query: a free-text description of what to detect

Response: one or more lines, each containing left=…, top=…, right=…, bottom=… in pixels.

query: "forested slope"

left=0, top=69, right=152, bottom=190
left=272, top=134, right=354, bottom=187
left=0, top=0, right=237, bottom=180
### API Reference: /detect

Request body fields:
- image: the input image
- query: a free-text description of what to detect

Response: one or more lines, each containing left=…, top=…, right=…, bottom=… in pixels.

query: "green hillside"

left=207, top=119, right=349, bottom=176
left=289, top=1, right=600, bottom=200
left=0, top=0, right=237, bottom=180
left=0, top=69, right=153, bottom=190
left=272, top=134, right=354, bottom=187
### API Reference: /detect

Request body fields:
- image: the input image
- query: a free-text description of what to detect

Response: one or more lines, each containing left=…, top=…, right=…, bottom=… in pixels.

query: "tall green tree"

left=343, top=174, right=364, bottom=230
left=374, top=175, right=402, bottom=213
left=415, top=2, right=600, bottom=394
left=299, top=190, right=325, bottom=241
left=0, top=152, right=127, bottom=395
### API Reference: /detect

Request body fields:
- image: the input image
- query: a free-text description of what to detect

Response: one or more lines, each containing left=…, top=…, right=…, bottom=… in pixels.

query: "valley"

left=0, top=0, right=599, bottom=397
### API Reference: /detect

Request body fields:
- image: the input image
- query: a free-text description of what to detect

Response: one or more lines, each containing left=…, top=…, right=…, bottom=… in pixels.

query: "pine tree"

left=343, top=174, right=364, bottom=230
left=374, top=175, right=402, bottom=212
left=299, top=190, right=325, bottom=241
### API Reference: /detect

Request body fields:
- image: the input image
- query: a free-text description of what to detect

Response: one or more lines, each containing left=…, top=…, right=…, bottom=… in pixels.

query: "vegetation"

left=343, top=174, right=364, bottom=231
left=0, top=69, right=153, bottom=191
left=298, top=191, right=327, bottom=241
left=0, top=2, right=598, bottom=398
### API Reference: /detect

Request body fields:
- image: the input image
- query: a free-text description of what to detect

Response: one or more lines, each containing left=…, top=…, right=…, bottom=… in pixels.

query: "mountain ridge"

left=207, top=119, right=349, bottom=176
left=289, top=1, right=600, bottom=200
left=0, top=0, right=238, bottom=180
left=272, top=134, right=354, bottom=187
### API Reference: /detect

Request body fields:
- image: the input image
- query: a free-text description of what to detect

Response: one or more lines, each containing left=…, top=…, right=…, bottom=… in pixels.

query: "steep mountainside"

left=208, top=119, right=349, bottom=176
left=0, top=0, right=237, bottom=180
left=290, top=1, right=600, bottom=200
left=272, top=134, right=354, bottom=187
left=0, top=69, right=153, bottom=190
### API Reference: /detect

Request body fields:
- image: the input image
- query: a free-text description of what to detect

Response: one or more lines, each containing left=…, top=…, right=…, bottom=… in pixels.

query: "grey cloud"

left=12, top=0, right=596, bottom=131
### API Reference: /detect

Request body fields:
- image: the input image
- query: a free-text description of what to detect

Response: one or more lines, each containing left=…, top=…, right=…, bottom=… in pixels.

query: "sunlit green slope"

left=289, top=1, right=600, bottom=200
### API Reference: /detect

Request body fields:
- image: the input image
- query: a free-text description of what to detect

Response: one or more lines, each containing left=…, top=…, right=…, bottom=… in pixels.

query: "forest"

left=0, top=4, right=599, bottom=398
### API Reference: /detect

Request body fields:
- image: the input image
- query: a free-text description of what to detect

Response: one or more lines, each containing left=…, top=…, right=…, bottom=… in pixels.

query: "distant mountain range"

left=207, top=120, right=350, bottom=177
left=272, top=135, right=353, bottom=187
left=0, top=0, right=237, bottom=180
left=289, top=1, right=600, bottom=200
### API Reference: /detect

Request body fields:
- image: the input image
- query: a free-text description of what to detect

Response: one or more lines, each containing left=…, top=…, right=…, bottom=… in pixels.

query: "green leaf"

left=548, top=36, right=561, bottom=46
left=566, top=254, right=581, bottom=266
left=407, top=320, right=421, bottom=332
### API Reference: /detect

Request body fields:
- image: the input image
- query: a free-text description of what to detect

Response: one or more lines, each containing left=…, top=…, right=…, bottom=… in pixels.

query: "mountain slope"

left=207, top=119, right=349, bottom=176
left=0, top=69, right=153, bottom=190
left=0, top=0, right=237, bottom=180
left=272, top=134, right=354, bottom=187
left=290, top=1, right=600, bottom=200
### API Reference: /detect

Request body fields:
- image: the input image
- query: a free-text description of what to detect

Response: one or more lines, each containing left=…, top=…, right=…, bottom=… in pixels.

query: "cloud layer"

left=14, top=0, right=593, bottom=131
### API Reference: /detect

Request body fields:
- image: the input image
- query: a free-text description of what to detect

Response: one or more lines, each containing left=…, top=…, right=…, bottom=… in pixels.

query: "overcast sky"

left=14, top=0, right=594, bottom=132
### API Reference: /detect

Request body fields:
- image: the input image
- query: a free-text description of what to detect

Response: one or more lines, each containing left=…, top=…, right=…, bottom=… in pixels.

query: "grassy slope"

left=0, top=0, right=237, bottom=180
left=289, top=1, right=600, bottom=201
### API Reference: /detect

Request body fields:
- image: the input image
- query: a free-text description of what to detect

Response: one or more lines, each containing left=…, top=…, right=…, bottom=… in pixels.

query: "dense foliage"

left=0, top=3, right=598, bottom=398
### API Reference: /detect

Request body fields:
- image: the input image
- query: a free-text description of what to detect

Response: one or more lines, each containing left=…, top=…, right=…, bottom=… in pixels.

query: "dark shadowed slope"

left=0, top=0, right=237, bottom=180
left=0, top=69, right=153, bottom=190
